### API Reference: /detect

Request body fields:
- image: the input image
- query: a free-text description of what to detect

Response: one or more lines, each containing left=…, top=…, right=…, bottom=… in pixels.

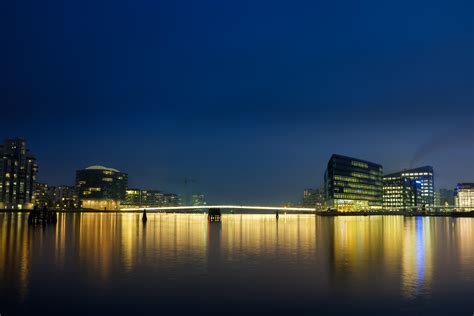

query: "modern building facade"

left=454, top=183, right=474, bottom=210
left=123, top=189, right=165, bottom=207
left=324, top=154, right=383, bottom=211
left=76, top=165, right=127, bottom=210
left=35, top=184, right=80, bottom=210
left=383, top=166, right=434, bottom=208
left=382, top=176, right=421, bottom=210
left=0, top=139, right=38, bottom=209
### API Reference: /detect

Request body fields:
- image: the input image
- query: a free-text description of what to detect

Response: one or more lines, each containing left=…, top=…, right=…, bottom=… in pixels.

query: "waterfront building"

left=382, top=166, right=434, bottom=207
left=124, top=188, right=141, bottom=205
left=382, top=176, right=420, bottom=210
left=34, top=182, right=50, bottom=208
left=76, top=165, right=127, bottom=210
left=324, top=154, right=383, bottom=211
left=454, top=183, right=474, bottom=210
left=163, top=193, right=180, bottom=206
left=142, top=190, right=164, bottom=206
left=123, top=189, right=165, bottom=207
left=302, top=188, right=324, bottom=208
left=49, top=185, right=80, bottom=211
left=438, top=188, right=455, bottom=207
left=0, top=139, right=38, bottom=209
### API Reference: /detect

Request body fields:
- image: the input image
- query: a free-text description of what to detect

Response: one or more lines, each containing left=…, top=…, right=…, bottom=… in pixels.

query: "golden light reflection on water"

left=0, top=213, right=474, bottom=304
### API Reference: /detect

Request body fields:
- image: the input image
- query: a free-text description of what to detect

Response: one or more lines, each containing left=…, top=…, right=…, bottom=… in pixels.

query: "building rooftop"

left=329, top=154, right=383, bottom=168
left=383, top=166, right=433, bottom=178
left=85, top=165, right=120, bottom=173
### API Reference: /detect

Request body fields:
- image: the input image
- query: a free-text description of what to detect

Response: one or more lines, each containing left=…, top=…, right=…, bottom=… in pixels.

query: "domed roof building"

left=75, top=165, right=127, bottom=210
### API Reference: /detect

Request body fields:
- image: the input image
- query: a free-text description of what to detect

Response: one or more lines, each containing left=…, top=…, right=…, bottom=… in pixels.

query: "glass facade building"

left=383, top=166, right=434, bottom=207
left=76, top=165, right=127, bottom=210
left=324, top=154, right=383, bottom=211
left=123, top=189, right=165, bottom=207
left=0, top=139, right=38, bottom=209
left=382, top=176, right=421, bottom=210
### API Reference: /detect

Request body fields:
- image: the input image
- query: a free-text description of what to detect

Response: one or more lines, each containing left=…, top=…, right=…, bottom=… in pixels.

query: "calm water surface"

left=0, top=213, right=473, bottom=315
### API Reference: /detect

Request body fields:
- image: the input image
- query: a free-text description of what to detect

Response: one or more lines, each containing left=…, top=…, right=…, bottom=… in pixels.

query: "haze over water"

left=0, top=213, right=473, bottom=315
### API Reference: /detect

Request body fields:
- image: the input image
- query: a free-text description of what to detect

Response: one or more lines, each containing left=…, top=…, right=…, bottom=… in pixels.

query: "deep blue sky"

left=2, top=0, right=473, bottom=204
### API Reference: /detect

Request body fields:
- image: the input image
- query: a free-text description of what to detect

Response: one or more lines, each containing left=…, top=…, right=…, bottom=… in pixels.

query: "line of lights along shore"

left=0, top=138, right=473, bottom=211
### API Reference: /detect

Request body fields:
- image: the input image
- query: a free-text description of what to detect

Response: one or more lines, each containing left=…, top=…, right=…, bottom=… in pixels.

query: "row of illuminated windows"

left=333, top=193, right=382, bottom=201
left=334, top=181, right=381, bottom=191
left=350, top=172, right=381, bottom=180
left=333, top=175, right=382, bottom=185
left=402, top=172, right=431, bottom=177
left=351, top=160, right=368, bottom=169
left=337, top=188, right=381, bottom=196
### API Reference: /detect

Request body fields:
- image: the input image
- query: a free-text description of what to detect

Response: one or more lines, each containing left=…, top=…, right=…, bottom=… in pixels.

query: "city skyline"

left=2, top=136, right=472, bottom=205
left=2, top=0, right=473, bottom=204
left=1, top=137, right=470, bottom=207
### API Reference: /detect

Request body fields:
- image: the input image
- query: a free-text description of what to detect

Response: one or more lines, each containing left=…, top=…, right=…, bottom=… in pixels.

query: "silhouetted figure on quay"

left=276, top=210, right=279, bottom=220
left=142, top=209, right=147, bottom=223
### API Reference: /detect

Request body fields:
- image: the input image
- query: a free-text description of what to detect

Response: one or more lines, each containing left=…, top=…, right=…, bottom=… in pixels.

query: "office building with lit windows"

left=454, top=183, right=474, bottom=210
left=0, top=138, right=38, bottom=209
left=76, top=165, right=127, bottom=210
left=324, top=154, right=383, bottom=211
left=382, top=175, right=421, bottom=210
left=123, top=189, right=165, bottom=207
left=383, top=166, right=434, bottom=207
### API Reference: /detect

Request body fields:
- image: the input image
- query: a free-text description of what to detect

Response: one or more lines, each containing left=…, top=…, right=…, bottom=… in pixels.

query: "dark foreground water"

left=0, top=213, right=473, bottom=315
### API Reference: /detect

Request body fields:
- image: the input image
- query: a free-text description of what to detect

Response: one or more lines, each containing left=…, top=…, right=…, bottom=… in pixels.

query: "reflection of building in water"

left=220, top=215, right=317, bottom=260
left=321, top=214, right=435, bottom=299
left=401, top=217, right=433, bottom=299
left=75, top=213, right=208, bottom=278
left=0, top=213, right=32, bottom=301
left=454, top=218, right=474, bottom=273
left=331, top=216, right=387, bottom=277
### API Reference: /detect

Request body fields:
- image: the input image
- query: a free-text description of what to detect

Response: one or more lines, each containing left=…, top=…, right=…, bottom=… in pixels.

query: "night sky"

left=2, top=0, right=473, bottom=204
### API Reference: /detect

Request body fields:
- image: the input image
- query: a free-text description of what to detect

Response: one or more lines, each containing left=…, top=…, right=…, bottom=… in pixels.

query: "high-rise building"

left=382, top=166, right=434, bottom=207
left=76, top=165, right=127, bottom=210
left=324, top=154, right=383, bottom=211
left=382, top=176, right=421, bottom=210
left=302, top=188, right=324, bottom=208
left=454, top=183, right=474, bottom=210
left=0, top=138, right=38, bottom=209
left=34, top=182, right=50, bottom=208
